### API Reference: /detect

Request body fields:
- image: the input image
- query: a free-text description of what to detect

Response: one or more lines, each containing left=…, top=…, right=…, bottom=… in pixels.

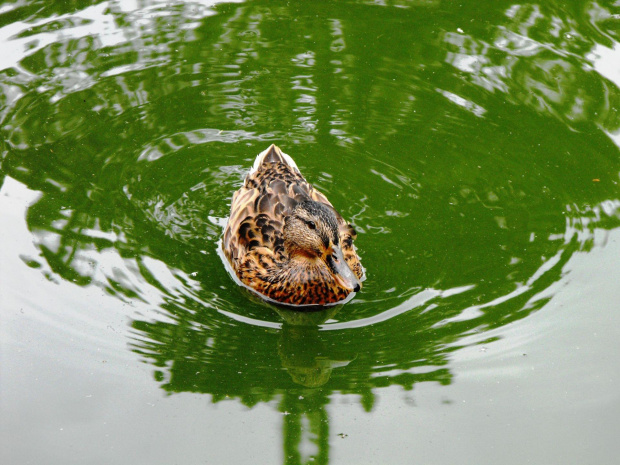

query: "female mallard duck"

left=222, top=144, right=364, bottom=306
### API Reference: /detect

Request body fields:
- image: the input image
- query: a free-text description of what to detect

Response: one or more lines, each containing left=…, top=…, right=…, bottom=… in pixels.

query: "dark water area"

left=1, top=1, right=620, bottom=464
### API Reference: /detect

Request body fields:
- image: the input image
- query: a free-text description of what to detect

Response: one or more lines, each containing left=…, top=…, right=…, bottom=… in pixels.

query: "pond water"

left=1, top=0, right=620, bottom=463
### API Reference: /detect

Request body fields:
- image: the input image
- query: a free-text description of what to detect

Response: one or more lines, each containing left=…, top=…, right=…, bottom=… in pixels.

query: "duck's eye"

left=306, top=220, right=316, bottom=230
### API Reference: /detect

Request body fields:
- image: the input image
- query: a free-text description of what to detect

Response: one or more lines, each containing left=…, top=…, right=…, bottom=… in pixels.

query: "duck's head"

left=283, top=200, right=361, bottom=293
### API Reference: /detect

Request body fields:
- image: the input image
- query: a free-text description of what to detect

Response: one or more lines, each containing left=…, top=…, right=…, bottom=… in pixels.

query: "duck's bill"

left=327, top=246, right=361, bottom=293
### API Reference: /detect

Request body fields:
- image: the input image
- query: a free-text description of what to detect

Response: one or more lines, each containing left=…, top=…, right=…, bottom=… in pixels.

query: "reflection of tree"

left=281, top=388, right=330, bottom=465
left=442, top=2, right=620, bottom=131
left=2, top=0, right=620, bottom=463
left=128, top=298, right=453, bottom=464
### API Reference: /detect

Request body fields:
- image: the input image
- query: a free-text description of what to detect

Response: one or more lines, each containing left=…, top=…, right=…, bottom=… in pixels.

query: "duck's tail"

left=249, top=144, right=299, bottom=176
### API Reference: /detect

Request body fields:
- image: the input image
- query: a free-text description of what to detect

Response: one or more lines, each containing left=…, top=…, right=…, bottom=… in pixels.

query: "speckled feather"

left=222, top=144, right=364, bottom=306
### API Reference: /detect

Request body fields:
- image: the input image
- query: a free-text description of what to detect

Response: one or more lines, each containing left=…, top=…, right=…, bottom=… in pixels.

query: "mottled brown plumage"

left=222, top=144, right=364, bottom=306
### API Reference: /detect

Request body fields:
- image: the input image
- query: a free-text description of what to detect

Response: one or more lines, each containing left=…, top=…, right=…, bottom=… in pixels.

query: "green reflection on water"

left=2, top=0, right=620, bottom=463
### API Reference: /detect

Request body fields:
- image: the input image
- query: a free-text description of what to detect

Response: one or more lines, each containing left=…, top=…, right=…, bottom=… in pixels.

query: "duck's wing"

left=223, top=147, right=309, bottom=263
left=338, top=221, right=364, bottom=281
left=222, top=181, right=291, bottom=264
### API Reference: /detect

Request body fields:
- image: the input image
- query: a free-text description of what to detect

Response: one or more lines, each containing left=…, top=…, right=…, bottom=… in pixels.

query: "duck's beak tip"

left=329, top=246, right=361, bottom=294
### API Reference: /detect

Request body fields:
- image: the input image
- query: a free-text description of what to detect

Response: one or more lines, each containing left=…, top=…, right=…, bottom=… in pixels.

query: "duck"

left=222, top=144, right=364, bottom=306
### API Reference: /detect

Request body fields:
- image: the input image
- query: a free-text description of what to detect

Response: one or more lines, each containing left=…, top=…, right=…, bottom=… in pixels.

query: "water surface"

left=1, top=1, right=620, bottom=464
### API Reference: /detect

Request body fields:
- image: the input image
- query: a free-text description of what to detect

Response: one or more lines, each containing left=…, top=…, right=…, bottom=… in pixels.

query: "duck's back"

left=223, top=145, right=315, bottom=264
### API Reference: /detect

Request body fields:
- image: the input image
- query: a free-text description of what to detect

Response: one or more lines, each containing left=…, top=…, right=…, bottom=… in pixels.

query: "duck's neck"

left=266, top=255, right=348, bottom=306
left=273, top=254, right=325, bottom=287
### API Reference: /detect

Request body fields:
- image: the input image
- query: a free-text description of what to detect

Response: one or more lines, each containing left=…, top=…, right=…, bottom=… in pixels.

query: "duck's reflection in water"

left=275, top=305, right=354, bottom=464
left=275, top=306, right=355, bottom=388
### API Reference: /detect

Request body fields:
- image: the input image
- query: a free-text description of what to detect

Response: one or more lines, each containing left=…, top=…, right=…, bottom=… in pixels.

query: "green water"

left=1, top=0, right=620, bottom=463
